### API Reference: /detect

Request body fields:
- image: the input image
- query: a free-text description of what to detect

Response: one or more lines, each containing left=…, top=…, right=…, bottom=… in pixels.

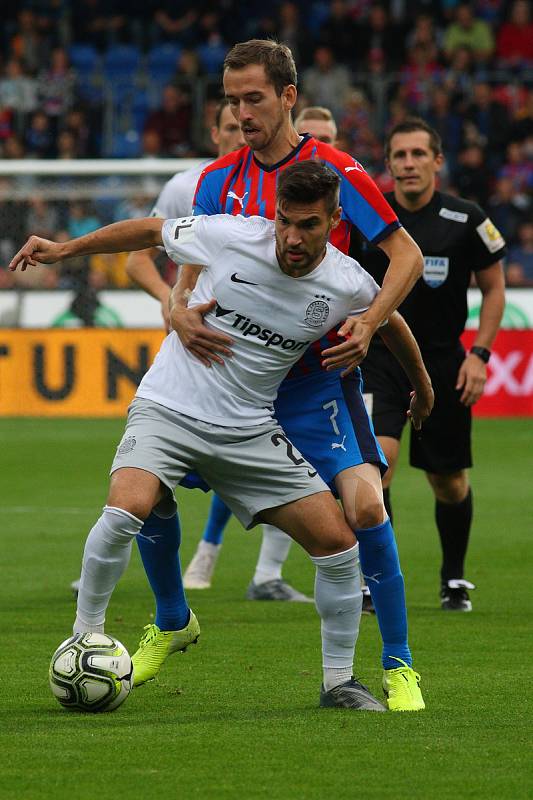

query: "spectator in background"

left=496, top=0, right=533, bottom=68
left=452, top=143, right=491, bottom=206
left=465, top=81, right=510, bottom=164
left=318, top=0, right=359, bottom=68
left=357, top=4, right=405, bottom=70
left=56, top=130, right=79, bottom=159
left=144, top=84, right=192, bottom=156
left=399, top=44, right=443, bottom=113
left=339, top=89, right=382, bottom=171
left=0, top=177, right=27, bottom=266
left=67, top=201, right=101, bottom=239
left=0, top=59, right=38, bottom=116
left=443, top=3, right=494, bottom=64
left=302, top=45, right=352, bottom=120
left=498, top=140, right=533, bottom=196
left=10, top=9, right=50, bottom=73
left=37, top=47, right=75, bottom=121
left=0, top=105, right=14, bottom=144
left=71, top=0, right=127, bottom=50
left=426, top=86, right=463, bottom=165
left=52, top=285, right=122, bottom=327
left=405, top=13, right=443, bottom=58
left=2, top=133, right=26, bottom=159
left=25, top=196, right=59, bottom=239
left=61, top=108, right=93, bottom=158
left=174, top=49, right=202, bottom=89
left=153, top=1, right=198, bottom=47
left=505, top=219, right=533, bottom=286
left=442, top=45, right=477, bottom=104
left=141, top=129, right=163, bottom=158
left=25, top=110, right=54, bottom=157
left=278, top=2, right=312, bottom=68
left=487, top=175, right=529, bottom=244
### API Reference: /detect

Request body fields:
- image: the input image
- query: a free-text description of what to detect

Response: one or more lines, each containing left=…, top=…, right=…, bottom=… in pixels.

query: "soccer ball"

left=49, top=632, right=133, bottom=712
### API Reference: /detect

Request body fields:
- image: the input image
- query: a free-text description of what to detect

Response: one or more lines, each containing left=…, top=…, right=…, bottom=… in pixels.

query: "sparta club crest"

left=304, top=299, right=330, bottom=327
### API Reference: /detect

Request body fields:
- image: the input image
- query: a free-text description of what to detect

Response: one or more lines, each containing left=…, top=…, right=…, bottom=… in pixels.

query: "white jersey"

left=150, top=161, right=213, bottom=219
left=136, top=214, right=380, bottom=426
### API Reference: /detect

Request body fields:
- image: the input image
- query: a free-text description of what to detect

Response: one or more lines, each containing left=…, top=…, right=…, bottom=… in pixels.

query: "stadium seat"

left=69, top=44, right=100, bottom=75
left=146, top=43, right=182, bottom=84
left=197, top=42, right=227, bottom=75
left=103, top=45, right=142, bottom=81
left=108, top=130, right=142, bottom=158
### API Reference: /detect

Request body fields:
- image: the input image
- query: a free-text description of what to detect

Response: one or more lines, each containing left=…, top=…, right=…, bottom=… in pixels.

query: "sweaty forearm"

left=64, top=218, right=164, bottom=259
left=378, top=312, right=431, bottom=391
left=169, top=263, right=203, bottom=312
left=126, top=247, right=170, bottom=302
left=365, top=228, right=423, bottom=332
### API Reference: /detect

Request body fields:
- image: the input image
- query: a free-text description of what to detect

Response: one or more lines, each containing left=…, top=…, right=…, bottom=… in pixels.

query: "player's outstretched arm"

left=126, top=247, right=172, bottom=331
left=9, top=219, right=165, bottom=272
left=169, top=263, right=234, bottom=366
left=378, top=311, right=434, bottom=430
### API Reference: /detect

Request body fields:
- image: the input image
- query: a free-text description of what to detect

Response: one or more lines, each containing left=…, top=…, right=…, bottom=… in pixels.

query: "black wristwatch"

left=470, top=346, right=491, bottom=364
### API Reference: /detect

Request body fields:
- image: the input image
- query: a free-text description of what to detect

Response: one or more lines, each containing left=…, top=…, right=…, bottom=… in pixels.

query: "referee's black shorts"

left=360, top=342, right=472, bottom=474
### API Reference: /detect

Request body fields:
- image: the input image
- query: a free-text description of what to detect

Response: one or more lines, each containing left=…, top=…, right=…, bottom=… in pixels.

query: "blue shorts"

left=180, top=369, right=387, bottom=494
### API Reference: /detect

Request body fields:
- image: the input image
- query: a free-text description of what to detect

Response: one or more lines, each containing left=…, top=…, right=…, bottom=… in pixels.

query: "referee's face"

left=387, top=131, right=443, bottom=206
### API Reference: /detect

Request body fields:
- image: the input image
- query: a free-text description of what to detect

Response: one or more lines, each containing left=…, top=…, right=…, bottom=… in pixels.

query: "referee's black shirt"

left=352, top=191, right=506, bottom=352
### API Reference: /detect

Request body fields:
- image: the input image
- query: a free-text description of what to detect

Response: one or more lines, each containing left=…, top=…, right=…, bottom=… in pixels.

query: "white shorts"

left=111, top=398, right=329, bottom=529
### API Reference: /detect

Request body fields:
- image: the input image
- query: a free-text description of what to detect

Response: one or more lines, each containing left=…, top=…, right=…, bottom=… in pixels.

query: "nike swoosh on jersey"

left=231, top=273, right=258, bottom=286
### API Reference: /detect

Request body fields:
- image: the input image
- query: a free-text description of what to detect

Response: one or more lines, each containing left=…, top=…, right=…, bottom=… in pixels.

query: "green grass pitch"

left=0, top=418, right=531, bottom=800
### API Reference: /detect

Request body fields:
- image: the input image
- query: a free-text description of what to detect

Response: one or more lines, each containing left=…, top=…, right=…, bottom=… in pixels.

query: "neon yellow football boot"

left=132, top=612, right=200, bottom=687
left=382, top=657, right=425, bottom=711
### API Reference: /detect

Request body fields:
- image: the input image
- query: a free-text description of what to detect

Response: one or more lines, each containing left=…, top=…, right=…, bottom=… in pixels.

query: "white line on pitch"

left=5, top=506, right=96, bottom=514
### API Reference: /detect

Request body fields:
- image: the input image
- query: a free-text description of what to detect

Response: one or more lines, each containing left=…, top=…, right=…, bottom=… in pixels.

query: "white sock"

left=74, top=505, right=143, bottom=634
left=253, top=524, right=292, bottom=585
left=310, top=543, right=362, bottom=691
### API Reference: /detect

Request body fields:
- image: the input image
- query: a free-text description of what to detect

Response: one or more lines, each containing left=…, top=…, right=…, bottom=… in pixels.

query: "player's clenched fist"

left=9, top=236, right=64, bottom=271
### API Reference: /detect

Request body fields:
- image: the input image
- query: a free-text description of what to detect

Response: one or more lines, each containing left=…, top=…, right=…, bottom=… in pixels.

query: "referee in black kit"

left=356, top=118, right=506, bottom=612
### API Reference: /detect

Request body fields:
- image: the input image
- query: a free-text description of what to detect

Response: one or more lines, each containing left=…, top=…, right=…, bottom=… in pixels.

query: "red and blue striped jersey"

left=193, top=134, right=400, bottom=376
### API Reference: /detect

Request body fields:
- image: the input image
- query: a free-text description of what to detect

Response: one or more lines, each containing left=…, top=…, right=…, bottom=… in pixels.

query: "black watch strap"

left=470, top=346, right=491, bottom=364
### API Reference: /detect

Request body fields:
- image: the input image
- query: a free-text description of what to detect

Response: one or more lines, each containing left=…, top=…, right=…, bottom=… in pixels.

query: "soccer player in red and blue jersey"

left=134, top=40, right=428, bottom=710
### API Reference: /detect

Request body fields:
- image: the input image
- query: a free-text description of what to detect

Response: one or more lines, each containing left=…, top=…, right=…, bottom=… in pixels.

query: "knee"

left=354, top=497, right=386, bottom=530
left=428, top=471, right=469, bottom=504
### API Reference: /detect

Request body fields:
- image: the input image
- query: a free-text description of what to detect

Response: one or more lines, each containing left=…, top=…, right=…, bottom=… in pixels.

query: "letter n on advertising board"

left=0, top=330, right=165, bottom=417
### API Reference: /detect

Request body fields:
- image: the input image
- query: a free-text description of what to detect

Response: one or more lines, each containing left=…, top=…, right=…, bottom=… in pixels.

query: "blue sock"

left=202, top=494, right=232, bottom=546
left=356, top=518, right=412, bottom=670
left=136, top=511, right=189, bottom=631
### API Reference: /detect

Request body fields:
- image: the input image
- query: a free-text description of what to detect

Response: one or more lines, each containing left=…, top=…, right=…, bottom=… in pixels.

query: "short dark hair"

left=277, top=160, right=340, bottom=215
left=214, top=97, right=230, bottom=129
left=223, top=39, right=297, bottom=96
left=385, top=117, right=442, bottom=158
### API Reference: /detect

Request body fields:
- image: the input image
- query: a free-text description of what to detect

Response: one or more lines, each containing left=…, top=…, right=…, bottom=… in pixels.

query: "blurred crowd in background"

left=0, top=0, right=532, bottom=293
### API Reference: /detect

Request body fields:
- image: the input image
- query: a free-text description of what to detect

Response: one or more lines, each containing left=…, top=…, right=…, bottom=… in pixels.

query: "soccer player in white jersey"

left=11, top=161, right=433, bottom=711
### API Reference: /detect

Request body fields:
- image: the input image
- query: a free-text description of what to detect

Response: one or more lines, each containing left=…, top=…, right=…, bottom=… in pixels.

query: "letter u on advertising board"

left=0, top=330, right=165, bottom=417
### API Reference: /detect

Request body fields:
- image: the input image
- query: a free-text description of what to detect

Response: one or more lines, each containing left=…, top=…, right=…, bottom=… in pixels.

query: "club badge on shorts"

left=423, top=256, right=449, bottom=288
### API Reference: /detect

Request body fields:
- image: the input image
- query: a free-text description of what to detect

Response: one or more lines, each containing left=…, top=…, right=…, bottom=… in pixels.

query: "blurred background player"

left=183, top=105, right=339, bottom=598
left=357, top=118, right=506, bottom=612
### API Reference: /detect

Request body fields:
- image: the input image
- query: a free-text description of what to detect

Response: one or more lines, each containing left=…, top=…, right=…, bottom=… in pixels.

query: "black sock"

left=435, top=489, right=473, bottom=583
left=383, top=487, right=393, bottom=526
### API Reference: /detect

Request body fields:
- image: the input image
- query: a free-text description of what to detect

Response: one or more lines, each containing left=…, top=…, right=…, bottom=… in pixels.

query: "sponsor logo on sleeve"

left=423, top=256, right=449, bottom=288
left=476, top=218, right=505, bottom=254
left=439, top=207, right=469, bottom=223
